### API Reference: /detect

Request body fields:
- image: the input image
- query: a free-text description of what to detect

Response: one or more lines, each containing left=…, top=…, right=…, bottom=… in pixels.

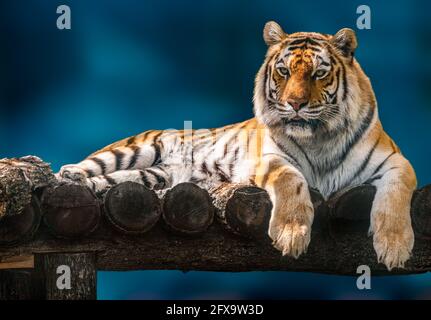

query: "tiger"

left=58, top=21, right=417, bottom=270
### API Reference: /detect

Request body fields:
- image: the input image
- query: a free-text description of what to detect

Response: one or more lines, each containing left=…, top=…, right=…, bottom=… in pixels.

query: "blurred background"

left=1, top=0, right=430, bottom=299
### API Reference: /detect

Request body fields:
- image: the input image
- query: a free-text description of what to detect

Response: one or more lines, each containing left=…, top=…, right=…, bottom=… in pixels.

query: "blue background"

left=1, top=0, right=430, bottom=299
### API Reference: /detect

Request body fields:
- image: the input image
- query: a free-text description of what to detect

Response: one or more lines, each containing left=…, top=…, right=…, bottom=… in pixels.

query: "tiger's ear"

left=263, top=21, right=287, bottom=46
left=331, top=28, right=357, bottom=57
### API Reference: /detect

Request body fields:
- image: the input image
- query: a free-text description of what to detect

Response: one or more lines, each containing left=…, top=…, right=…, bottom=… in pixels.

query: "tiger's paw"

left=270, top=221, right=311, bottom=258
left=269, top=204, right=313, bottom=259
left=57, top=165, right=88, bottom=185
left=373, top=224, right=414, bottom=271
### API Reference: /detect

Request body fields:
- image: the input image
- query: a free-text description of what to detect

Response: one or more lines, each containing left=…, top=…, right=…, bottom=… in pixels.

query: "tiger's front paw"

left=57, top=165, right=88, bottom=184
left=373, top=222, right=414, bottom=271
left=269, top=204, right=314, bottom=259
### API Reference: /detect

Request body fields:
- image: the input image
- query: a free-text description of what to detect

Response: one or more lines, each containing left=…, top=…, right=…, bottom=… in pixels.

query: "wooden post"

left=35, top=253, right=97, bottom=300
left=0, top=269, right=44, bottom=300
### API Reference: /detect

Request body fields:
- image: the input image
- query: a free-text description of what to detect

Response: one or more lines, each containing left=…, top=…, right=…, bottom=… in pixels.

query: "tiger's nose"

left=287, top=99, right=308, bottom=111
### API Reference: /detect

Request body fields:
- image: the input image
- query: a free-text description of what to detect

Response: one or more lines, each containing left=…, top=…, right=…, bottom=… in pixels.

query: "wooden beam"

left=0, top=155, right=430, bottom=277
left=0, top=255, right=34, bottom=270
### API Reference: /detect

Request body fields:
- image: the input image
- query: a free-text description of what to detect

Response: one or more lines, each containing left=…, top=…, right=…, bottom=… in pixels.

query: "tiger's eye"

left=314, top=69, right=327, bottom=78
left=277, top=67, right=289, bottom=77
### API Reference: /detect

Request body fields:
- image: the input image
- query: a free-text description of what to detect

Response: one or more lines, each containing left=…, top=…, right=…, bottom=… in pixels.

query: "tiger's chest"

left=264, top=135, right=367, bottom=199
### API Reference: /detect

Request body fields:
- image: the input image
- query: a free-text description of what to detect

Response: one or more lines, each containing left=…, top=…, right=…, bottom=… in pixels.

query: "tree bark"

left=0, top=156, right=55, bottom=219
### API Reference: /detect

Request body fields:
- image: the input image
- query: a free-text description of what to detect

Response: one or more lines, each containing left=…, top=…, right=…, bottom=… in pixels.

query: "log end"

left=224, top=186, right=272, bottom=239
left=327, top=184, right=376, bottom=234
left=162, top=183, right=214, bottom=235
left=104, top=182, right=161, bottom=234
left=412, top=184, right=431, bottom=238
left=0, top=197, right=42, bottom=246
left=41, top=184, right=101, bottom=239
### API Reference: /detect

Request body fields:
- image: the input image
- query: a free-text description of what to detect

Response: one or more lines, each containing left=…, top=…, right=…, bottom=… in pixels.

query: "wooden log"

left=0, top=196, right=42, bottom=246
left=325, top=185, right=431, bottom=236
left=104, top=182, right=161, bottom=234
left=35, top=253, right=96, bottom=300
left=162, top=182, right=214, bottom=235
left=309, top=188, right=325, bottom=211
left=412, top=184, right=431, bottom=239
left=326, top=185, right=376, bottom=235
left=0, top=181, right=429, bottom=275
left=209, top=183, right=272, bottom=239
left=0, top=183, right=429, bottom=275
left=41, top=184, right=101, bottom=239
left=0, top=156, right=55, bottom=220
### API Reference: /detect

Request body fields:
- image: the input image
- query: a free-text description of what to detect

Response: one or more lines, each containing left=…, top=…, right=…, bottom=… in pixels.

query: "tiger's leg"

left=256, top=155, right=314, bottom=258
left=84, top=165, right=172, bottom=193
left=57, top=143, right=159, bottom=184
left=368, top=153, right=416, bottom=270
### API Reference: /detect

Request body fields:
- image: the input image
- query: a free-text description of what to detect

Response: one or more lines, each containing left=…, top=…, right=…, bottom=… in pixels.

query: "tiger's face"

left=254, top=21, right=374, bottom=139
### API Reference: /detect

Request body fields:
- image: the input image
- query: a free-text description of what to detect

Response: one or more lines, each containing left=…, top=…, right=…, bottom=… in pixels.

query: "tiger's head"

left=254, top=21, right=376, bottom=139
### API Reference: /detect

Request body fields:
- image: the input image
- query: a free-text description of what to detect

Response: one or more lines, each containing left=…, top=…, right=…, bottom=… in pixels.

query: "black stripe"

left=287, top=45, right=308, bottom=51
left=306, top=38, right=321, bottom=46
left=126, top=136, right=136, bottom=146
left=152, top=143, right=161, bottom=166
left=90, top=157, right=107, bottom=175
left=340, top=62, right=348, bottom=101
left=201, top=161, right=212, bottom=176
left=139, top=170, right=152, bottom=188
left=271, top=136, right=303, bottom=170
left=127, top=146, right=140, bottom=169
left=370, top=152, right=396, bottom=178
left=288, top=37, right=322, bottom=47
left=264, top=62, right=270, bottom=96
left=112, top=149, right=125, bottom=171
left=288, top=35, right=326, bottom=41
left=287, top=44, right=322, bottom=52
left=214, top=161, right=230, bottom=182
left=326, top=69, right=340, bottom=101
left=348, top=136, right=381, bottom=184
left=140, top=130, right=152, bottom=141
left=146, top=168, right=166, bottom=188
left=189, top=176, right=202, bottom=184
left=289, top=137, right=316, bottom=175
left=105, top=175, right=117, bottom=186
left=365, top=174, right=383, bottom=184
left=263, top=51, right=279, bottom=96
left=289, top=38, right=307, bottom=46
left=86, top=169, right=96, bottom=178
left=229, top=147, right=240, bottom=176
left=327, top=45, right=348, bottom=102
left=366, top=166, right=399, bottom=184
left=326, top=106, right=375, bottom=173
